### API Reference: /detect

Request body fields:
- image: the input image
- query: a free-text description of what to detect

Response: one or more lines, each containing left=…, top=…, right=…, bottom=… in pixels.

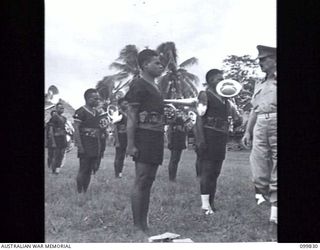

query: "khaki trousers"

left=250, top=115, right=277, bottom=204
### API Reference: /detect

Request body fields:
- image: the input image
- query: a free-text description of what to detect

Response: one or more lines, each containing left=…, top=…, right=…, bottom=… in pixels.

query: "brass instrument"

left=106, top=104, right=123, bottom=124
left=163, top=98, right=198, bottom=128
left=163, top=79, right=242, bottom=127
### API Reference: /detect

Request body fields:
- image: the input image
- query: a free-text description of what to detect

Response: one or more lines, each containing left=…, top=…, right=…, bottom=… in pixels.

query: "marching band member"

left=113, top=97, right=128, bottom=178
left=125, top=49, right=164, bottom=232
left=194, top=69, right=241, bottom=215
left=167, top=115, right=187, bottom=182
left=73, top=89, right=108, bottom=193
left=47, top=103, right=68, bottom=175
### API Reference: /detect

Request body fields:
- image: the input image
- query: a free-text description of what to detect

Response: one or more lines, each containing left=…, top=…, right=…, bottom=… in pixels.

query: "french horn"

left=215, top=79, right=242, bottom=98
left=106, top=104, right=123, bottom=124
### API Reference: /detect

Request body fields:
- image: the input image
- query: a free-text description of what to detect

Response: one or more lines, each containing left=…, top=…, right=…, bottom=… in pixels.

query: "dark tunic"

left=201, top=90, right=230, bottom=161
left=125, top=78, right=164, bottom=165
left=168, top=117, right=187, bottom=150
left=73, top=106, right=108, bottom=158
left=49, top=114, right=67, bottom=148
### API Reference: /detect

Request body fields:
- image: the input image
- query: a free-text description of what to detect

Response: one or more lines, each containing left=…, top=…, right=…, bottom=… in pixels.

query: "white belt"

left=257, top=112, right=277, bottom=119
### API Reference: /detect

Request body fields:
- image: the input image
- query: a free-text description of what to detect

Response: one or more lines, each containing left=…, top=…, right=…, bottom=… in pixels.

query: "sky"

left=45, top=0, right=276, bottom=108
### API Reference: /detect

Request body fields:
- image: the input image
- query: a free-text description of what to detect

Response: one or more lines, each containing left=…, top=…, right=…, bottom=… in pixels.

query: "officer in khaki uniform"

left=242, top=45, right=277, bottom=224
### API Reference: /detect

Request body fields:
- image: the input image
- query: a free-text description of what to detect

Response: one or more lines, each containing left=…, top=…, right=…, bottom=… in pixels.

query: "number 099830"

left=300, top=244, right=318, bottom=248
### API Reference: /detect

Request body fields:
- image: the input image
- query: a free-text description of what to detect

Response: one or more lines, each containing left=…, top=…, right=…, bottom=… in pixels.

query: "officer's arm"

left=126, top=104, right=139, bottom=156
left=244, top=110, right=257, bottom=136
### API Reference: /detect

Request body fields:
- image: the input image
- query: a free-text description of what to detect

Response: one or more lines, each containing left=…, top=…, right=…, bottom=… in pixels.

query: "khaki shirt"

left=251, top=78, right=277, bottom=114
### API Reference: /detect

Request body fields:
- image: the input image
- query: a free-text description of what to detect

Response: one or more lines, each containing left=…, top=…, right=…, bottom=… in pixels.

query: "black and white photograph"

left=44, top=0, right=277, bottom=243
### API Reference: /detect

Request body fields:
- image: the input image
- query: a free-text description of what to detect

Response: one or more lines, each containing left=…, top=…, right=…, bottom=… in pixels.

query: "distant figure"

left=60, top=120, right=75, bottom=168
left=242, top=45, right=277, bottom=224
left=125, top=49, right=164, bottom=232
left=92, top=99, right=108, bottom=175
left=113, top=98, right=128, bottom=178
left=73, top=89, right=108, bottom=193
left=47, top=103, right=68, bottom=174
left=167, top=116, right=187, bottom=182
left=45, top=110, right=57, bottom=170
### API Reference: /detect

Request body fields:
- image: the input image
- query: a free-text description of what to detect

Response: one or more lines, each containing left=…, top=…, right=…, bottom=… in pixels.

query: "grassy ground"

left=45, top=145, right=277, bottom=243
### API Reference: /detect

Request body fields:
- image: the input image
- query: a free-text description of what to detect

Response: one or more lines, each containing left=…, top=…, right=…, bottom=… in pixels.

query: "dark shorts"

left=169, top=131, right=187, bottom=150
left=201, top=128, right=228, bottom=161
left=54, top=136, right=67, bottom=148
left=78, top=136, right=101, bottom=158
left=134, top=128, right=164, bottom=165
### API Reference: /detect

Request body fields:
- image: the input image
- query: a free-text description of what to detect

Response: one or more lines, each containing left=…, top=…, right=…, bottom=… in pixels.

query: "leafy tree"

left=222, top=55, right=262, bottom=111
left=156, top=42, right=199, bottom=99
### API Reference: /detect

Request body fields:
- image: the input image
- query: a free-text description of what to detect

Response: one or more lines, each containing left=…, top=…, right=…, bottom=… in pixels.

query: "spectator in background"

left=113, top=98, right=128, bottom=178
left=45, top=110, right=57, bottom=170
left=167, top=116, right=187, bottom=182
left=48, top=103, right=68, bottom=174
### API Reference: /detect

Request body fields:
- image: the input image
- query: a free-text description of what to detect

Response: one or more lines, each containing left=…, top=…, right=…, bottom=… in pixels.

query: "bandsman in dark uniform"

left=45, top=110, right=57, bottom=170
left=125, top=49, right=164, bottom=232
left=92, top=99, right=108, bottom=175
left=194, top=69, right=241, bottom=215
left=73, top=89, right=108, bottom=193
left=242, top=45, right=277, bottom=224
left=113, top=98, right=128, bottom=178
left=47, top=103, right=68, bottom=174
left=167, top=116, right=187, bottom=182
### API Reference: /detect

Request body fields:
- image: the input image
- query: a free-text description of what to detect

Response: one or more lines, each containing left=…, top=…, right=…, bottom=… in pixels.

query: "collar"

left=83, top=105, right=96, bottom=116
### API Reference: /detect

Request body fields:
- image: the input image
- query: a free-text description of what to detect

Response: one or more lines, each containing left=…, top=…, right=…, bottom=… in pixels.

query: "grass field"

left=45, top=145, right=277, bottom=243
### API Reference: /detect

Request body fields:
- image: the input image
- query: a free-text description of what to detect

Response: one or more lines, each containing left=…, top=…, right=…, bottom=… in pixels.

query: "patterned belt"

left=138, top=111, right=164, bottom=125
left=204, top=117, right=229, bottom=132
left=257, top=112, right=277, bottom=119
left=80, top=127, right=100, bottom=138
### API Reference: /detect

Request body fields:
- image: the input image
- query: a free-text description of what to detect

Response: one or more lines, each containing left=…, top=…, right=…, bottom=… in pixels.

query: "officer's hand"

left=126, top=146, right=139, bottom=158
left=242, top=132, right=252, bottom=149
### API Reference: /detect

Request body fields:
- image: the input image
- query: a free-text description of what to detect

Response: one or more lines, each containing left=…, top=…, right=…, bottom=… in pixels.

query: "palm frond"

left=109, top=62, right=133, bottom=73
left=156, top=42, right=178, bottom=70
left=179, top=57, right=198, bottom=68
left=179, top=76, right=199, bottom=97
left=117, top=45, right=139, bottom=64
left=96, top=76, right=116, bottom=100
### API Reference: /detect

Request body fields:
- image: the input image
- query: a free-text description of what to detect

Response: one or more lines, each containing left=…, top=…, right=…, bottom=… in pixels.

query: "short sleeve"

left=124, top=80, right=144, bottom=106
left=73, top=108, right=86, bottom=122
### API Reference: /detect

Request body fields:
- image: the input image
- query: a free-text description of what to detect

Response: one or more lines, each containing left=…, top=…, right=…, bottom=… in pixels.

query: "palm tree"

left=156, top=42, right=199, bottom=99
left=108, top=45, right=141, bottom=99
